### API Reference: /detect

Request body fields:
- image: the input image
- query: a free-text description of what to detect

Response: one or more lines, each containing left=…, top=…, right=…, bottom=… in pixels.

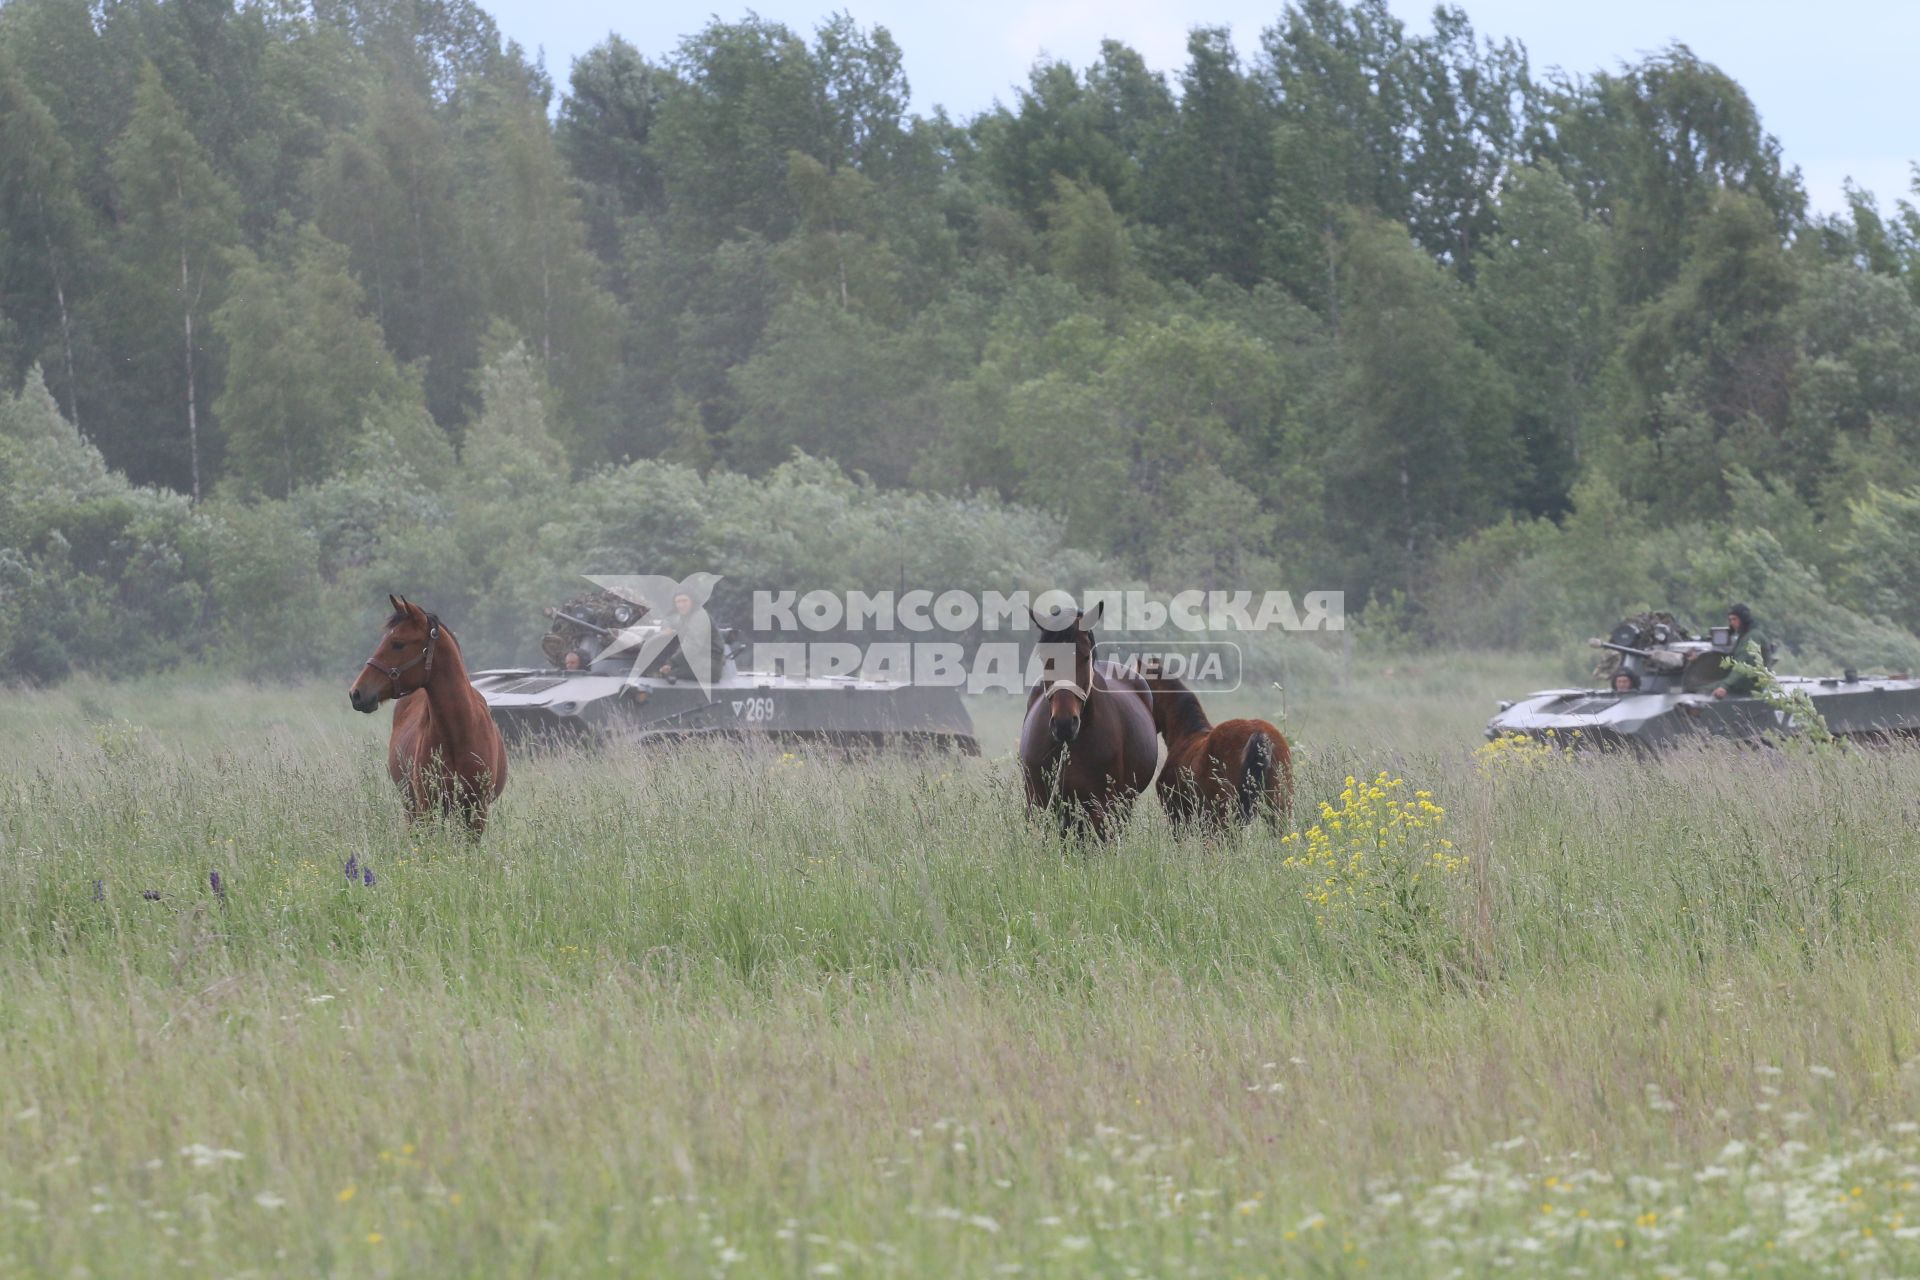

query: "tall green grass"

left=5, top=669, right=1920, bottom=1276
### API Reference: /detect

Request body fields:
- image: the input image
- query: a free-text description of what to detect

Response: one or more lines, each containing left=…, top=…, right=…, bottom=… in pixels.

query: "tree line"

left=6, top=0, right=1920, bottom=680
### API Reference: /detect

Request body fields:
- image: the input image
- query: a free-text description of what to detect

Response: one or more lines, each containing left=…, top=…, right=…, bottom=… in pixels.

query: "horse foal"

left=1139, top=671, right=1292, bottom=830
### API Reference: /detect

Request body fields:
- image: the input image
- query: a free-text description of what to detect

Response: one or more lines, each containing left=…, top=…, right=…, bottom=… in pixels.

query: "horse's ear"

left=1081, top=600, right=1104, bottom=632
left=388, top=593, right=402, bottom=613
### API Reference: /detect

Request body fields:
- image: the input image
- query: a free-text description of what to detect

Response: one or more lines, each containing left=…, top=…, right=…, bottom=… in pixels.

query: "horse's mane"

left=1143, top=673, right=1211, bottom=740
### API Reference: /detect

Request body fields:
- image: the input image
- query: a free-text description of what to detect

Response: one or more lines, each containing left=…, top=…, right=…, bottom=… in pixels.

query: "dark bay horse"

left=1018, top=602, right=1162, bottom=839
left=1138, top=667, right=1291, bottom=830
left=348, top=596, right=507, bottom=834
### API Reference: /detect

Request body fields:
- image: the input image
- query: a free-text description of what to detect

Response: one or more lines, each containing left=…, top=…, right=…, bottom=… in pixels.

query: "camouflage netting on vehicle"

left=540, top=590, right=648, bottom=667
left=1592, top=612, right=1692, bottom=680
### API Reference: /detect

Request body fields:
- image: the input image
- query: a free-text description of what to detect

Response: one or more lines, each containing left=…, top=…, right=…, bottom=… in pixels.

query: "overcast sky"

left=490, top=0, right=1920, bottom=216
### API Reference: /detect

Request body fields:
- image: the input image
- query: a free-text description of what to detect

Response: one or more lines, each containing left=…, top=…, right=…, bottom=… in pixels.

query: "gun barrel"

left=551, top=609, right=612, bottom=637
left=1589, top=639, right=1653, bottom=658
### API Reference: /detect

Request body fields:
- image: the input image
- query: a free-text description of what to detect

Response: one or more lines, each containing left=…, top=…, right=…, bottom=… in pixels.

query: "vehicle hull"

left=472, top=666, right=981, bottom=754
left=1487, top=675, right=1920, bottom=748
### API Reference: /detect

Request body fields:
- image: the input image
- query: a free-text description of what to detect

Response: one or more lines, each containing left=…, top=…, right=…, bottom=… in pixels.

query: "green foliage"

left=1539, top=44, right=1803, bottom=303
left=1609, top=192, right=1800, bottom=511
left=726, top=298, right=939, bottom=481
left=979, top=46, right=1165, bottom=223
left=1473, top=165, right=1612, bottom=517
left=461, top=87, right=621, bottom=454
left=555, top=34, right=666, bottom=244
left=1679, top=527, right=1920, bottom=672
left=9, top=0, right=1920, bottom=676
left=1328, top=213, right=1519, bottom=591
left=213, top=226, right=420, bottom=498
left=1139, top=27, right=1273, bottom=286
left=0, top=371, right=211, bottom=679
left=1736, top=658, right=1836, bottom=748
left=1839, top=484, right=1920, bottom=634
left=648, top=15, right=856, bottom=242
left=103, top=62, right=241, bottom=495
left=205, top=497, right=330, bottom=673
left=0, top=49, right=93, bottom=422
left=458, top=336, right=568, bottom=497
left=309, top=76, right=481, bottom=430
left=1041, top=176, right=1140, bottom=297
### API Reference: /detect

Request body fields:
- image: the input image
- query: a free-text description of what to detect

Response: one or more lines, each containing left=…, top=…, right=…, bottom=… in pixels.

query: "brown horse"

left=1138, top=666, right=1291, bottom=830
left=1018, top=602, right=1162, bottom=840
left=348, top=596, right=507, bottom=834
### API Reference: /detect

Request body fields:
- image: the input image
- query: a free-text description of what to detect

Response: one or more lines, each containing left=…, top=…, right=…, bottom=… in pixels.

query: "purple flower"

left=91, top=879, right=104, bottom=902
left=209, top=869, right=226, bottom=903
left=362, top=866, right=376, bottom=887
left=343, top=854, right=359, bottom=884
left=142, top=889, right=162, bottom=901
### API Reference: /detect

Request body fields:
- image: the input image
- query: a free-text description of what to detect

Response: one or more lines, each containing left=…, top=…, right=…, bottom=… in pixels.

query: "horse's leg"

left=458, top=772, right=491, bottom=837
left=400, top=763, right=427, bottom=825
left=1085, top=787, right=1133, bottom=842
left=1160, top=756, right=1204, bottom=833
left=1057, top=799, right=1088, bottom=841
left=1052, top=790, right=1105, bottom=844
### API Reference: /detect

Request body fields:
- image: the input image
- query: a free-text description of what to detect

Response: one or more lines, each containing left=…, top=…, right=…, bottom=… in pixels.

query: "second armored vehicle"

left=1487, top=612, right=1920, bottom=749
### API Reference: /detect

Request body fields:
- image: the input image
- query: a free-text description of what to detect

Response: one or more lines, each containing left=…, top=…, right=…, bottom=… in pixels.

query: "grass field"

left=7, top=659, right=1920, bottom=1277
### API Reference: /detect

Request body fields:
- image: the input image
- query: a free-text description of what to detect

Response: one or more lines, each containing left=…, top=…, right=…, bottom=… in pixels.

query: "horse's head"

left=349, top=595, right=441, bottom=713
left=1032, top=600, right=1102, bottom=744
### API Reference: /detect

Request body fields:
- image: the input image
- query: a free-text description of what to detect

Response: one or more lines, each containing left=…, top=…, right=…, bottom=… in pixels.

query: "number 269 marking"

left=732, top=697, right=776, bottom=723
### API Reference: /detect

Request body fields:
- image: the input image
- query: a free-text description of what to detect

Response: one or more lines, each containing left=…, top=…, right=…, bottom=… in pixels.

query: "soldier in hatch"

left=653, top=590, right=728, bottom=683
left=1710, top=602, right=1768, bottom=700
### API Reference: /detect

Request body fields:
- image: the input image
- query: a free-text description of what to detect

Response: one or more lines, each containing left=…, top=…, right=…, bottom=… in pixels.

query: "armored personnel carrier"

left=471, top=590, right=979, bottom=753
left=1487, top=612, right=1920, bottom=749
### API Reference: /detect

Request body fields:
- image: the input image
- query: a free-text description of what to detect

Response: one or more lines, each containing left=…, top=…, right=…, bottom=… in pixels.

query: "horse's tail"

left=1238, top=733, right=1274, bottom=823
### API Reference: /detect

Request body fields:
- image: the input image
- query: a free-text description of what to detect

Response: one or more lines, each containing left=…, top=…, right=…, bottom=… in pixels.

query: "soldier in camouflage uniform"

left=1710, top=602, right=1768, bottom=699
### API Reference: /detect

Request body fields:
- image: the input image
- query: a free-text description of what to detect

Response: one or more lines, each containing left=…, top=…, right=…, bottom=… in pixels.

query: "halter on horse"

left=358, top=613, right=440, bottom=702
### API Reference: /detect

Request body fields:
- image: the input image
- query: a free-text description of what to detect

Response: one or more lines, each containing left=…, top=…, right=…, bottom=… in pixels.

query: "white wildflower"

left=178, top=1144, right=245, bottom=1169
